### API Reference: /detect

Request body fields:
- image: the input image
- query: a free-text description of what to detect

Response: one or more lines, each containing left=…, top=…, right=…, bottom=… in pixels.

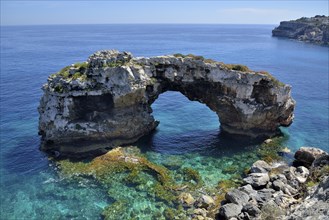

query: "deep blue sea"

left=1, top=24, right=328, bottom=219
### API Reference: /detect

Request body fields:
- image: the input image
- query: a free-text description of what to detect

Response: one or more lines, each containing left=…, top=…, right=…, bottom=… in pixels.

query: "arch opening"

left=137, top=91, right=260, bottom=157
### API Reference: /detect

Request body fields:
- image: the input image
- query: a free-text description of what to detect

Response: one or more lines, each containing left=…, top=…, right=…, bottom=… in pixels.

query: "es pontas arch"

left=38, top=50, right=295, bottom=157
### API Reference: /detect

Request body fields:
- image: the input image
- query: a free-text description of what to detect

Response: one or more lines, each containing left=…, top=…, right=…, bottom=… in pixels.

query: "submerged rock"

left=179, top=192, right=195, bottom=207
left=272, top=15, right=329, bottom=45
left=38, top=50, right=295, bottom=157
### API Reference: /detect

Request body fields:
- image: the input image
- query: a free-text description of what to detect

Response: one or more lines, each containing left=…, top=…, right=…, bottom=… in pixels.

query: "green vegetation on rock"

left=173, top=53, right=205, bottom=61
left=53, top=62, right=88, bottom=82
left=258, top=137, right=286, bottom=163
left=221, top=63, right=251, bottom=72
left=103, top=60, right=127, bottom=68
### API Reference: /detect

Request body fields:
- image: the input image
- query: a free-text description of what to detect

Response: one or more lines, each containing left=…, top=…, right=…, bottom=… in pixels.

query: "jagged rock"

left=294, top=147, right=328, bottom=167
left=261, top=200, right=285, bottom=219
left=250, top=160, right=272, bottom=173
left=312, top=154, right=329, bottom=167
left=283, top=176, right=329, bottom=219
left=243, top=173, right=270, bottom=188
left=272, top=179, right=285, bottom=191
left=255, top=189, right=275, bottom=207
left=219, top=203, right=242, bottom=219
left=38, top=50, right=295, bottom=157
left=270, top=173, right=287, bottom=184
left=273, top=191, right=297, bottom=208
left=225, top=189, right=250, bottom=206
left=242, top=203, right=261, bottom=217
left=288, top=166, right=309, bottom=184
left=179, top=192, right=195, bottom=206
left=272, top=15, right=329, bottom=45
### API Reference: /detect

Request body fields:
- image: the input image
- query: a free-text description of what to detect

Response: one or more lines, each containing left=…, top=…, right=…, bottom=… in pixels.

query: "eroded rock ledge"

left=38, top=50, right=295, bottom=156
left=272, top=15, right=329, bottom=45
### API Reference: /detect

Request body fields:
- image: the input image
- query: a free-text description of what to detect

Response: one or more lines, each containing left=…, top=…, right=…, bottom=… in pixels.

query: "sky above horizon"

left=1, top=1, right=328, bottom=26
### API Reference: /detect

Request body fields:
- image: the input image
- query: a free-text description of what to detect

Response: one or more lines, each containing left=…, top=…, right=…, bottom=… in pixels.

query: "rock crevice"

left=38, top=50, right=295, bottom=156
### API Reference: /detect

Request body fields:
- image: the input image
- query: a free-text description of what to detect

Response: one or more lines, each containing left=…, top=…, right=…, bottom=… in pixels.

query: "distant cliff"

left=272, top=15, right=329, bottom=45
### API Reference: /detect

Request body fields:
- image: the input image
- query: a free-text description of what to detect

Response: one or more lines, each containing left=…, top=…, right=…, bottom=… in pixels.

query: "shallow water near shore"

left=1, top=24, right=328, bottom=219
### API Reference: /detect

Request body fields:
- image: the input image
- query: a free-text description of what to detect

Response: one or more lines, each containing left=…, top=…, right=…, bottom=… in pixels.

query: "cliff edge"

left=272, top=15, right=329, bottom=45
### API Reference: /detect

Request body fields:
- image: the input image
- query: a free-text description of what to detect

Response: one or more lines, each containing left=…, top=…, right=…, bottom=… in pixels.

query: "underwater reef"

left=38, top=50, right=295, bottom=157
left=53, top=141, right=329, bottom=219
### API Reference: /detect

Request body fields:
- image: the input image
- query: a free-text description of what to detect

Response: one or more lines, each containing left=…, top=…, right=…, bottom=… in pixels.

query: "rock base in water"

left=38, top=50, right=295, bottom=157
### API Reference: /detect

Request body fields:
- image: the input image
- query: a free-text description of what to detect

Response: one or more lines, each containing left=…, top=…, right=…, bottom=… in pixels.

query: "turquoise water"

left=0, top=24, right=328, bottom=219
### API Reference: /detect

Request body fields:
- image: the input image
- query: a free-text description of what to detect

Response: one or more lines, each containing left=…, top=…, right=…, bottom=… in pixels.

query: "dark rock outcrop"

left=38, top=50, right=295, bottom=156
left=272, top=15, right=329, bottom=45
left=295, top=146, right=328, bottom=167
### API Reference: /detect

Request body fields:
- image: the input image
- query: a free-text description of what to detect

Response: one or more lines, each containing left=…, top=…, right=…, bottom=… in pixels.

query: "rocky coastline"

left=272, top=15, right=329, bottom=45
left=39, top=50, right=295, bottom=157
left=216, top=146, right=329, bottom=220
left=55, top=142, right=329, bottom=220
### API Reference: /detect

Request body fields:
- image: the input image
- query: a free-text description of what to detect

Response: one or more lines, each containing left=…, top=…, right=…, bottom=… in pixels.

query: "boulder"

left=219, top=203, right=242, bottom=219
left=250, top=160, right=272, bottom=173
left=242, top=203, right=261, bottom=217
left=294, top=147, right=328, bottom=166
left=225, top=189, right=250, bottom=206
left=289, top=166, right=309, bottom=184
left=272, top=179, right=285, bottom=191
left=312, top=154, right=329, bottom=168
left=243, top=173, right=270, bottom=188
left=255, top=189, right=275, bottom=207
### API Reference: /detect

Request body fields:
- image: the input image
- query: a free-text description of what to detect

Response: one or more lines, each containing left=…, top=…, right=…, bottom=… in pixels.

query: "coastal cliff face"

left=38, top=50, right=295, bottom=156
left=272, top=15, right=329, bottom=45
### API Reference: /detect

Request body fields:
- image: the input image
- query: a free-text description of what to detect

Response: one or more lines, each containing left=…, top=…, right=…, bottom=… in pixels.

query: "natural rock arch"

left=38, top=50, right=295, bottom=157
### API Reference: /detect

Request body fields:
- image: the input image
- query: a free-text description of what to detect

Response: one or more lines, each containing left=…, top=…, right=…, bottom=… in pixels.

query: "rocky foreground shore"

left=178, top=146, right=329, bottom=220
left=272, top=15, right=329, bottom=45
left=56, top=143, right=328, bottom=220
left=215, top=146, right=329, bottom=220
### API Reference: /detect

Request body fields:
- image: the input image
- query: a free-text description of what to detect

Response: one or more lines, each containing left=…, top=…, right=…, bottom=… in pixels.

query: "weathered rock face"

left=218, top=147, right=329, bottom=220
left=38, top=50, right=295, bottom=156
left=272, top=15, right=329, bottom=45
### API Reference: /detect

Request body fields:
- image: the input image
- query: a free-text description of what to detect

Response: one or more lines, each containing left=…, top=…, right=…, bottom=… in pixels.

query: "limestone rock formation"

left=218, top=147, right=329, bottom=220
left=272, top=15, right=329, bottom=45
left=38, top=50, right=295, bottom=156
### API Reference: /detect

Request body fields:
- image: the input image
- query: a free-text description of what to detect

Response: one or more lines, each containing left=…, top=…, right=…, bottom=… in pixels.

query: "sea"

left=0, top=24, right=328, bottom=219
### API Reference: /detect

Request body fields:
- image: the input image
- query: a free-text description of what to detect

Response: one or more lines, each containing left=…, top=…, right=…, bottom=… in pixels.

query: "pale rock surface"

left=38, top=50, right=295, bottom=156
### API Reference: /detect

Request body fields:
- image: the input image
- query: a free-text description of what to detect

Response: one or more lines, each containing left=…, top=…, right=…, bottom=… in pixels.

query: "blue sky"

left=1, top=1, right=328, bottom=25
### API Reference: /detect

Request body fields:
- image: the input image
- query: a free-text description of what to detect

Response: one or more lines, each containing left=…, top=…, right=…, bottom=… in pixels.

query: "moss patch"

left=257, top=137, right=286, bottom=163
left=221, top=63, right=251, bottom=72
